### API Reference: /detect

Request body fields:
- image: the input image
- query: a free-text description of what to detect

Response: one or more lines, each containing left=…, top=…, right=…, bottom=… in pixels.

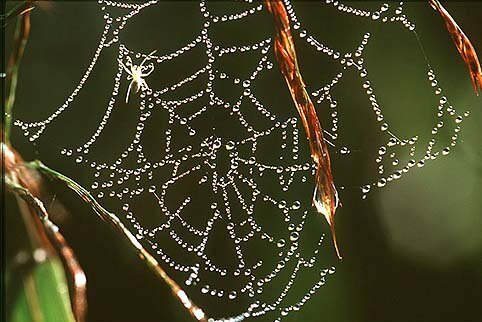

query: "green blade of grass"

left=8, top=257, right=77, bottom=322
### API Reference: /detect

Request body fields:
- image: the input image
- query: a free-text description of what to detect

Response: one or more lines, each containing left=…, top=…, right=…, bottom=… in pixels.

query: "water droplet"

left=362, top=185, right=371, bottom=194
left=291, top=201, right=301, bottom=210
left=340, top=147, right=350, bottom=155
left=277, top=239, right=286, bottom=248
left=228, top=291, right=237, bottom=300
left=377, top=178, right=387, bottom=188
left=290, top=232, right=299, bottom=242
left=278, top=200, right=286, bottom=209
left=226, top=141, right=235, bottom=150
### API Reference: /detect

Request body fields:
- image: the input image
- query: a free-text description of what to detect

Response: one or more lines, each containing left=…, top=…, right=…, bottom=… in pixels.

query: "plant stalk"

left=5, top=11, right=31, bottom=143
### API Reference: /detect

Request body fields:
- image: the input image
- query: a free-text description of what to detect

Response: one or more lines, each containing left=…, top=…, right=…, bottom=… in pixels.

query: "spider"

left=119, top=50, right=157, bottom=103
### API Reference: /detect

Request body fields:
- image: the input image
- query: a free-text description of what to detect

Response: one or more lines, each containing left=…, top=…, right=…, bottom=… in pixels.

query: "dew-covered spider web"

left=12, top=1, right=473, bottom=321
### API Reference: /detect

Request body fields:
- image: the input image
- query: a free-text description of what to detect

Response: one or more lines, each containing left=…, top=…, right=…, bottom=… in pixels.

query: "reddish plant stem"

left=50, top=230, right=87, bottom=322
left=264, top=0, right=341, bottom=258
left=429, top=0, right=482, bottom=95
left=2, top=1, right=35, bottom=27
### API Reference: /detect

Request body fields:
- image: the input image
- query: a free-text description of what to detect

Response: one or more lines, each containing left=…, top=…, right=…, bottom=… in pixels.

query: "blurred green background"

left=5, top=1, right=482, bottom=322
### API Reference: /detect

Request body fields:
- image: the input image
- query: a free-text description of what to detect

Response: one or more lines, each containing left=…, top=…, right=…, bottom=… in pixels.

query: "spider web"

left=12, top=1, right=471, bottom=321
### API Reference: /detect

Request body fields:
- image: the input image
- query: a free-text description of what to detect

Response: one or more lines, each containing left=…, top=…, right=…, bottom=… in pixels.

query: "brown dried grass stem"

left=429, top=0, right=482, bottom=95
left=264, top=0, right=341, bottom=258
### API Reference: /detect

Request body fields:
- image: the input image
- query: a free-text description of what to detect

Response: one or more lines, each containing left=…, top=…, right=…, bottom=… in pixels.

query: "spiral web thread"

left=13, top=1, right=471, bottom=321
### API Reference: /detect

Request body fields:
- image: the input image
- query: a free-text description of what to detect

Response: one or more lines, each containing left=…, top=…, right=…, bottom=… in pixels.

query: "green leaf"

left=8, top=257, right=77, bottom=322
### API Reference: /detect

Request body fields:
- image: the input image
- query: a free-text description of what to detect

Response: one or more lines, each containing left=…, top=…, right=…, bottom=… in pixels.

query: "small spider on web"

left=118, top=50, right=157, bottom=103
